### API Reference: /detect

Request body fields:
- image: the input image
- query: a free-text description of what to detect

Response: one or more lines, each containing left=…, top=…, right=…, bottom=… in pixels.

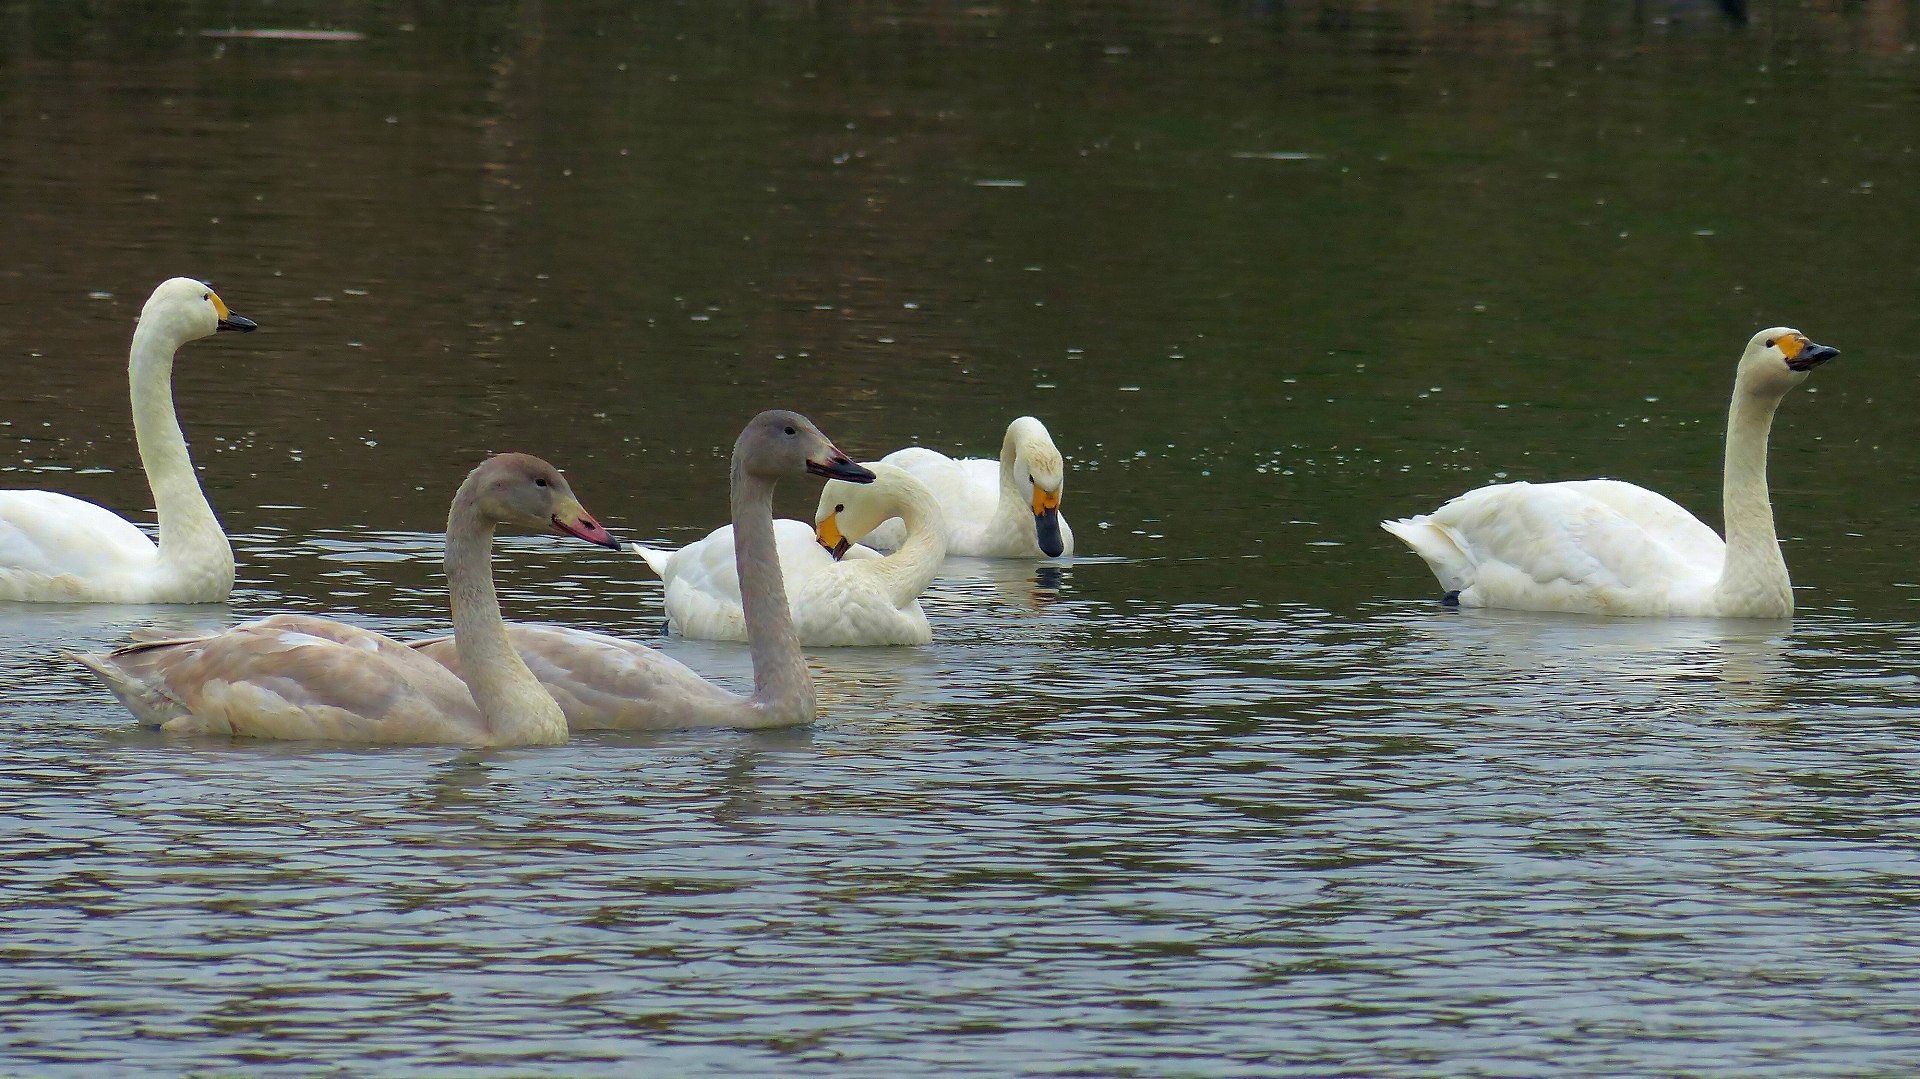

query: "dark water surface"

left=5, top=2, right=1920, bottom=1074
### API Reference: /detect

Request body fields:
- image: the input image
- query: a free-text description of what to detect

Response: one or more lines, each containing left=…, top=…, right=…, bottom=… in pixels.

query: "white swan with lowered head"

left=410, top=410, right=877, bottom=729
left=853, top=415, right=1073, bottom=558
left=1382, top=327, right=1838, bottom=617
left=70, top=454, right=621, bottom=746
left=0, top=278, right=256, bottom=603
left=632, top=462, right=945, bottom=646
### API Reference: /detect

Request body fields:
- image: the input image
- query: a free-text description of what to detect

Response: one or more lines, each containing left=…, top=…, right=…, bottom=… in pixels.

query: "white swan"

left=850, top=415, right=1074, bottom=558
left=69, top=454, right=622, bottom=745
left=0, top=278, right=256, bottom=603
left=632, top=462, right=946, bottom=646
left=410, top=410, right=878, bottom=730
left=1382, top=327, right=1839, bottom=618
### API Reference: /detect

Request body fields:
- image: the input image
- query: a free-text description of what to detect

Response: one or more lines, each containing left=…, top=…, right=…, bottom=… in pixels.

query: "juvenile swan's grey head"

left=462, top=453, right=619, bottom=549
left=733, top=409, right=876, bottom=485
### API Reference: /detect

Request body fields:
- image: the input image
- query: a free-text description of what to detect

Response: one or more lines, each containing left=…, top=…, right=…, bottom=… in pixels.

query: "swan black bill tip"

left=1035, top=508, right=1065, bottom=558
left=1441, top=590, right=1462, bottom=607
left=1788, top=343, right=1839, bottom=372
left=217, top=313, right=258, bottom=333
left=807, top=455, right=876, bottom=484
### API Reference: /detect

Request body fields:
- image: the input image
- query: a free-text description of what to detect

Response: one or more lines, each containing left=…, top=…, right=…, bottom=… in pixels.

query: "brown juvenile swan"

left=70, top=454, right=619, bottom=746
left=411, top=409, right=876, bottom=730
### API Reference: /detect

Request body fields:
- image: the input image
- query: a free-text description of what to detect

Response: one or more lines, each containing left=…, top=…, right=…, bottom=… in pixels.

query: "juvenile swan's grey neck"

left=129, top=316, right=231, bottom=582
left=1714, top=387, right=1793, bottom=617
left=730, top=453, right=816, bottom=723
left=445, top=487, right=567, bottom=743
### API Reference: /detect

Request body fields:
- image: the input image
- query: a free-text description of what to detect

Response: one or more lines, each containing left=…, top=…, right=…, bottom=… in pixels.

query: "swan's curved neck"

left=731, top=458, right=815, bottom=721
left=1715, top=388, right=1793, bottom=616
left=996, top=429, right=1025, bottom=497
left=129, top=320, right=231, bottom=579
left=870, top=487, right=946, bottom=606
left=445, top=494, right=567, bottom=743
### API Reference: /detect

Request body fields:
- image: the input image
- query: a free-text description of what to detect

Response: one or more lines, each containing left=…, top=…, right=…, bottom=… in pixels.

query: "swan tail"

left=628, top=543, right=673, bottom=578
left=66, top=648, right=190, bottom=728
left=1381, top=515, right=1476, bottom=594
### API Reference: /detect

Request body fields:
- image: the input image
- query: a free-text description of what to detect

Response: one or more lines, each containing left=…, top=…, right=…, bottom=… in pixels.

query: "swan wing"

left=1552, top=479, right=1726, bottom=568
left=650, top=520, right=839, bottom=640
left=788, top=564, right=933, bottom=645
left=1386, top=481, right=1722, bottom=615
left=72, top=613, right=484, bottom=743
left=411, top=623, right=747, bottom=730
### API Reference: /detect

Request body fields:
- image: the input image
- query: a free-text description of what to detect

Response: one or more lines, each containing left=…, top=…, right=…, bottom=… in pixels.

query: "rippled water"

left=7, top=1, right=1920, bottom=1074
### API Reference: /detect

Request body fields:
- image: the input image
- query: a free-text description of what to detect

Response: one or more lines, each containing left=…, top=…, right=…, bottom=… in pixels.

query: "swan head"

left=1738, top=326, right=1838, bottom=397
left=1004, top=416, right=1067, bottom=558
left=814, top=463, right=928, bottom=559
left=466, top=453, right=619, bottom=549
left=140, top=277, right=257, bottom=341
left=736, top=409, right=876, bottom=485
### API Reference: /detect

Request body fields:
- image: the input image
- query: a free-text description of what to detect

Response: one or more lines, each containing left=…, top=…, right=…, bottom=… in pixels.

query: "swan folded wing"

left=790, top=568, right=933, bottom=645
left=1551, top=479, right=1726, bottom=569
left=0, top=492, right=157, bottom=579
left=658, top=520, right=843, bottom=641
left=415, top=624, right=743, bottom=729
left=1432, top=481, right=1720, bottom=613
left=82, top=614, right=481, bottom=742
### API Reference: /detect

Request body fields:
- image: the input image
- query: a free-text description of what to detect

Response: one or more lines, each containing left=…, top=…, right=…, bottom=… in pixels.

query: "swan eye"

left=784, top=425, right=797, bottom=436
left=835, top=504, right=844, bottom=513
left=202, top=293, right=210, bottom=302
left=534, top=478, right=549, bottom=488
left=1766, top=338, right=1777, bottom=349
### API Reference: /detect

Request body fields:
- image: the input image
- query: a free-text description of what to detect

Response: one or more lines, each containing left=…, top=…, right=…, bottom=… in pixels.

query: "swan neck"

left=1716, top=388, right=1792, bottom=614
left=445, top=493, right=566, bottom=742
left=731, top=459, right=815, bottom=719
left=873, top=487, right=946, bottom=605
left=129, top=319, right=230, bottom=575
left=997, top=428, right=1024, bottom=494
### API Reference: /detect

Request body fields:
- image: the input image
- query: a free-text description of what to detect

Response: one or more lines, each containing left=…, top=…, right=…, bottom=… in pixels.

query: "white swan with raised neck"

left=0, top=277, right=256, bottom=603
left=1382, top=327, right=1839, bottom=618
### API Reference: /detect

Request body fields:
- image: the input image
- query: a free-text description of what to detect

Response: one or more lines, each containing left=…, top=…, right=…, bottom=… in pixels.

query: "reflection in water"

left=1393, top=606, right=1793, bottom=706
left=7, top=1, right=1920, bottom=1075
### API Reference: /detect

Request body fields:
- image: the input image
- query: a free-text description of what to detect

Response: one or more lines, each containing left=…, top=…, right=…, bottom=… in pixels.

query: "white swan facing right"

left=852, top=415, right=1074, bottom=558
left=633, top=462, right=946, bottom=646
left=0, top=278, right=256, bottom=603
left=1382, top=327, right=1838, bottom=618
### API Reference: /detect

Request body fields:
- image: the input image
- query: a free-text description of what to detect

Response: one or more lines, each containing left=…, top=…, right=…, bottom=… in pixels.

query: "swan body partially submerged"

left=633, top=463, right=945, bottom=646
left=71, top=455, right=620, bottom=745
left=1383, top=327, right=1839, bottom=618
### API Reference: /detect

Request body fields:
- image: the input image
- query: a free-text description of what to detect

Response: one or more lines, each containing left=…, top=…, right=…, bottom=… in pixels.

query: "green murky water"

left=4, top=3, right=1920, bottom=1074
